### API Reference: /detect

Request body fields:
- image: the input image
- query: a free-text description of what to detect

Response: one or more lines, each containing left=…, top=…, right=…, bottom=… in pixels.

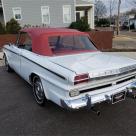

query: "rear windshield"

left=48, top=35, right=97, bottom=55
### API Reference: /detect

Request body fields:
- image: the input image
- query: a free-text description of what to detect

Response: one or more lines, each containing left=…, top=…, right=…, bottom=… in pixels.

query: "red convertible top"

left=21, top=28, right=85, bottom=36
left=21, top=28, right=89, bottom=56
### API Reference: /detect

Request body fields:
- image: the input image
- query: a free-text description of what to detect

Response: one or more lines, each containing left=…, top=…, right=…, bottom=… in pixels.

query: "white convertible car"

left=3, top=28, right=136, bottom=113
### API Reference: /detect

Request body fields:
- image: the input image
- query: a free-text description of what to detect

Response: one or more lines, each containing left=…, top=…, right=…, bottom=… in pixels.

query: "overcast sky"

left=101, top=0, right=134, bottom=14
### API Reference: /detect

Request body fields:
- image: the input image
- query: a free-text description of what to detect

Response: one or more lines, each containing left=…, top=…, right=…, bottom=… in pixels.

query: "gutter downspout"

left=74, top=0, right=76, bottom=22
left=1, top=0, right=6, bottom=26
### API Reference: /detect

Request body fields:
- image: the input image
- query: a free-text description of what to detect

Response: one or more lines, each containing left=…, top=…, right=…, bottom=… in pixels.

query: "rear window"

left=48, top=35, right=97, bottom=55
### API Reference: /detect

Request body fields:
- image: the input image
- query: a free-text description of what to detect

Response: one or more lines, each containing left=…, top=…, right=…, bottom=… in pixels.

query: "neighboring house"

left=120, top=12, right=136, bottom=29
left=134, top=19, right=136, bottom=30
left=0, top=0, right=94, bottom=29
left=130, top=17, right=136, bottom=29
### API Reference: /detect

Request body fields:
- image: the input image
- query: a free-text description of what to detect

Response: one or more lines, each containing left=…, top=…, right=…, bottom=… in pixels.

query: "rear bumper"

left=61, top=82, right=136, bottom=110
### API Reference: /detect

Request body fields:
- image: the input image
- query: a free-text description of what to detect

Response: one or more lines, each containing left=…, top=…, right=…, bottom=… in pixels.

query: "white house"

left=0, top=0, right=94, bottom=29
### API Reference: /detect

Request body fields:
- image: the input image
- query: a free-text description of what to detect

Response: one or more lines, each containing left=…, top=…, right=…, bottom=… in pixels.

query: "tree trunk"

left=117, top=0, right=121, bottom=35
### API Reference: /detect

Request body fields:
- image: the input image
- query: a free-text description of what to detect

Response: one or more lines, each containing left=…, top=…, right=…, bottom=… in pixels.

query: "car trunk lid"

left=48, top=52, right=136, bottom=78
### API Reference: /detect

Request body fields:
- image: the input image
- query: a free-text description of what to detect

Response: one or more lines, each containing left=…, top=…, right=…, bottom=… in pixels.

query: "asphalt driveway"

left=0, top=53, right=136, bottom=135
left=0, top=53, right=136, bottom=136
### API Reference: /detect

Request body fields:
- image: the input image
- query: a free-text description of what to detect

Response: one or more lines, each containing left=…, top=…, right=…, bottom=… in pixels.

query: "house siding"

left=2, top=0, right=75, bottom=27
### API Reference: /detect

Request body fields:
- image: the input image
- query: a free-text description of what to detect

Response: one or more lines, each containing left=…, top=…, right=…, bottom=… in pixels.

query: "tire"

left=33, top=76, right=46, bottom=106
left=4, top=54, right=13, bottom=72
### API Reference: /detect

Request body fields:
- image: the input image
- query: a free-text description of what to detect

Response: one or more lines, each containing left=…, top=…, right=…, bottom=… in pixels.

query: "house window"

left=41, top=6, right=50, bottom=24
left=63, top=5, right=71, bottom=23
left=12, top=7, right=22, bottom=20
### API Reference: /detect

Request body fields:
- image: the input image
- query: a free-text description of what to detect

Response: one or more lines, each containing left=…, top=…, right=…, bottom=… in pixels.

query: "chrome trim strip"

left=61, top=81, right=136, bottom=110
left=80, top=75, right=136, bottom=94
left=4, top=47, right=66, bottom=80
left=91, top=68, right=136, bottom=81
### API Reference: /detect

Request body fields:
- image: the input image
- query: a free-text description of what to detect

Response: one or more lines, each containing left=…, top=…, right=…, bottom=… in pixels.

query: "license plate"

left=112, top=91, right=126, bottom=104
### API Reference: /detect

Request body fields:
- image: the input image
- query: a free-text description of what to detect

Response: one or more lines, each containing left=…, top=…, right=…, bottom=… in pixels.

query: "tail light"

left=74, top=73, right=90, bottom=85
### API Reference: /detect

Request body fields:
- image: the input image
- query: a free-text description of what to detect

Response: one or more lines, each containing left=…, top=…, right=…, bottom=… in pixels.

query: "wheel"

left=33, top=76, right=46, bottom=106
left=4, top=54, right=13, bottom=72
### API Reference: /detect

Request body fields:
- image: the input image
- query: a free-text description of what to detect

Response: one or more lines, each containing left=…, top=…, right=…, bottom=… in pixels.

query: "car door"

left=7, top=33, right=22, bottom=74
left=10, top=44, right=22, bottom=74
left=11, top=32, right=31, bottom=75
left=18, top=32, right=32, bottom=81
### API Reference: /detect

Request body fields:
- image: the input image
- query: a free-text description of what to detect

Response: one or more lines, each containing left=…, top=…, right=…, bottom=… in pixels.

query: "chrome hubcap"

left=34, top=80, right=44, bottom=100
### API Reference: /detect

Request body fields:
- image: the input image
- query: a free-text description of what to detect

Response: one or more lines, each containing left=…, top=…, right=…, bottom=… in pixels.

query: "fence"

left=88, top=31, right=113, bottom=50
left=0, top=34, right=17, bottom=49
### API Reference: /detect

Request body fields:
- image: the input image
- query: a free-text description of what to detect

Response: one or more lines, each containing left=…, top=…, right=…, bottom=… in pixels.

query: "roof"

left=20, top=28, right=88, bottom=56
left=21, top=28, right=85, bottom=37
left=76, top=0, right=93, bottom=5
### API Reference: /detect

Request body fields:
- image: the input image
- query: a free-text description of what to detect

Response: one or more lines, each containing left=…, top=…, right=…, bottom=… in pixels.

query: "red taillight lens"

left=74, top=74, right=89, bottom=85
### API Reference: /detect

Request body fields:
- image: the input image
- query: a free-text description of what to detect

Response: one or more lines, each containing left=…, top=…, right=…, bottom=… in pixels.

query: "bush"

left=95, top=18, right=110, bottom=27
left=130, top=23, right=135, bottom=29
left=69, top=17, right=90, bottom=32
left=6, top=18, right=21, bottom=34
left=0, top=23, right=6, bottom=34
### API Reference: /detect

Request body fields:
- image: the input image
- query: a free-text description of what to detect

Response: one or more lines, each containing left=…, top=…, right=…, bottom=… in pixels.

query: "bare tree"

left=117, top=0, right=121, bottom=35
left=109, top=0, right=116, bottom=25
left=95, top=0, right=107, bottom=21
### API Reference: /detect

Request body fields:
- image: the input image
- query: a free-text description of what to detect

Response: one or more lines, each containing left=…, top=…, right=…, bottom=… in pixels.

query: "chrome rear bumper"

left=61, top=82, right=136, bottom=110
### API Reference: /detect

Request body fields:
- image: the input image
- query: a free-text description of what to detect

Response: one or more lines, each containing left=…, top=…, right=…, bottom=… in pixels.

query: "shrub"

left=69, top=17, right=90, bottom=32
left=95, top=18, right=110, bottom=27
left=0, top=23, right=6, bottom=34
left=130, top=23, right=135, bottom=29
left=6, top=18, right=21, bottom=34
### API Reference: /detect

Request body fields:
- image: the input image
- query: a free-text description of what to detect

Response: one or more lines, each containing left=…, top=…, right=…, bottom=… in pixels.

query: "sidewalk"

left=114, top=30, right=136, bottom=40
left=120, top=35, right=136, bottom=40
left=113, top=35, right=136, bottom=49
left=114, top=34, right=136, bottom=41
left=120, top=31, right=136, bottom=39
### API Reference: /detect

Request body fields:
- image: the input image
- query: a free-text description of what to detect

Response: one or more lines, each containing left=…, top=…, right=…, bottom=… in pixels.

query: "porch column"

left=88, top=5, right=94, bottom=29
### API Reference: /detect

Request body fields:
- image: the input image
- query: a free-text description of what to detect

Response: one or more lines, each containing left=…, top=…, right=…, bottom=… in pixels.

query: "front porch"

left=76, top=4, right=94, bottom=29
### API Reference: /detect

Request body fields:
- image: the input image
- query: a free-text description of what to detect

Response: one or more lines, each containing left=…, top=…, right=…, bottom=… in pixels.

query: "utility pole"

left=117, top=0, right=121, bottom=35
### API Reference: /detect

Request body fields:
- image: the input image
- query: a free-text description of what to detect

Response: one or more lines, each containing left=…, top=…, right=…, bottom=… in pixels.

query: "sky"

left=101, top=0, right=135, bottom=14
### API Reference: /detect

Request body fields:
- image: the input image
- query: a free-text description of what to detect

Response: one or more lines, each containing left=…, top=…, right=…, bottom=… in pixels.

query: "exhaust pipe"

left=91, top=107, right=101, bottom=116
left=127, top=86, right=136, bottom=99
left=86, top=94, right=101, bottom=116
